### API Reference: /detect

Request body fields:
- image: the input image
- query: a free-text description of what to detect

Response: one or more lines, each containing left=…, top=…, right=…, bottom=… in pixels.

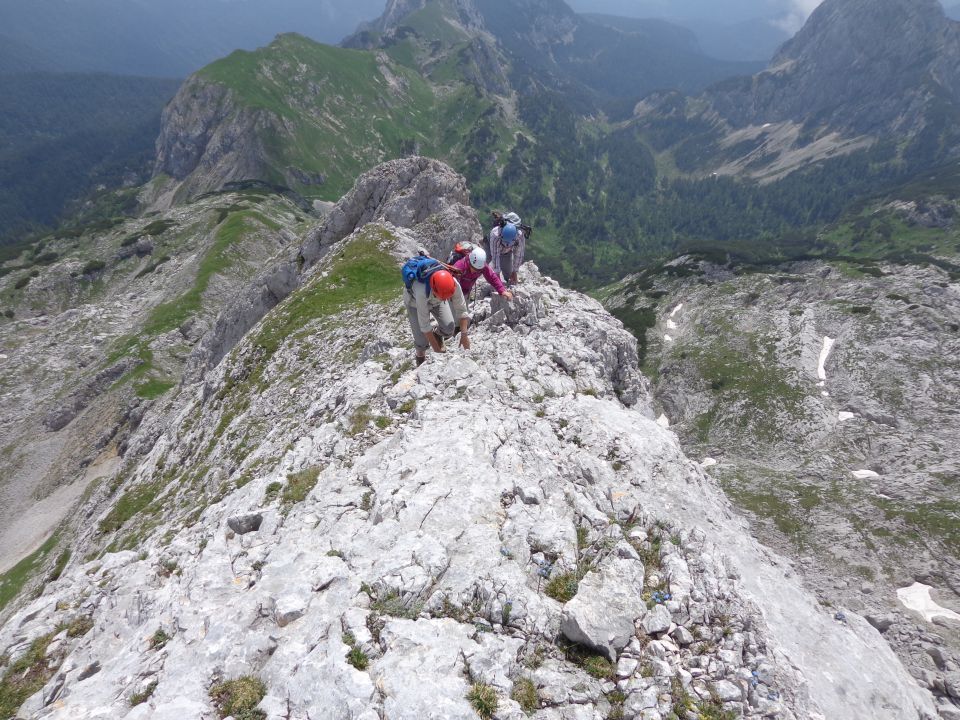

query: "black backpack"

left=491, top=211, right=533, bottom=239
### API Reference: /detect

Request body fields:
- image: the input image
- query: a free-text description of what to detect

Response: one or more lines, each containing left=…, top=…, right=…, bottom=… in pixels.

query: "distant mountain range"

left=636, top=0, right=960, bottom=181
left=145, top=0, right=960, bottom=287
left=5, top=0, right=960, bottom=288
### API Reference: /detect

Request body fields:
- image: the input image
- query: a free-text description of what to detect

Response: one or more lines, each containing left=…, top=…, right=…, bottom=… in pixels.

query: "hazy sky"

left=777, top=0, right=825, bottom=32
left=567, top=0, right=825, bottom=30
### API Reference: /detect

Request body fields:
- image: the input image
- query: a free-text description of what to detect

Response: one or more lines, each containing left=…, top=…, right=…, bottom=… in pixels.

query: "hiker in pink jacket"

left=452, top=247, right=514, bottom=301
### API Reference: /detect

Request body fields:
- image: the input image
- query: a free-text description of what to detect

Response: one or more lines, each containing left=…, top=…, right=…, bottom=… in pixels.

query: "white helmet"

left=468, top=247, right=487, bottom=269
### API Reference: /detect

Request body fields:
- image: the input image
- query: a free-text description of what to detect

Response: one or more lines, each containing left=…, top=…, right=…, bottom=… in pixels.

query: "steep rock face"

left=709, top=0, right=960, bottom=135
left=153, top=77, right=277, bottom=204
left=150, top=33, right=483, bottom=206
left=344, top=0, right=512, bottom=96
left=302, top=156, right=478, bottom=260
left=365, top=0, right=486, bottom=35
left=0, top=190, right=303, bottom=579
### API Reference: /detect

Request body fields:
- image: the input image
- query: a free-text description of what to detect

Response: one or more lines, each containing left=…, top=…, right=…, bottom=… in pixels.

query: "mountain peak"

left=707, top=0, right=960, bottom=138
left=775, top=0, right=952, bottom=68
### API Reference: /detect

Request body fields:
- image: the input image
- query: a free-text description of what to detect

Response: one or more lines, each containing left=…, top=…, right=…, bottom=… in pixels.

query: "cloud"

left=773, top=0, right=825, bottom=34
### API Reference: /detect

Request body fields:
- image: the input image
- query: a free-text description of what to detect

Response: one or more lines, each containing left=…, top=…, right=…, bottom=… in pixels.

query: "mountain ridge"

left=0, top=158, right=940, bottom=720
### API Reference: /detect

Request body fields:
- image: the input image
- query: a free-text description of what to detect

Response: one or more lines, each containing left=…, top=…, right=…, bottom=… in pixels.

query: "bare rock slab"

left=560, top=558, right=645, bottom=661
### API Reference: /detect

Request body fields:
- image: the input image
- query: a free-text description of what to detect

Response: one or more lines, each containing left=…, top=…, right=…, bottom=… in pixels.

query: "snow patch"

left=666, top=319, right=678, bottom=330
left=664, top=335, right=674, bottom=343
left=852, top=470, right=879, bottom=479
left=669, top=303, right=683, bottom=318
left=817, top=336, right=835, bottom=381
left=700, top=458, right=717, bottom=468
left=656, top=414, right=670, bottom=428
left=897, top=583, right=960, bottom=624
left=838, top=412, right=855, bottom=422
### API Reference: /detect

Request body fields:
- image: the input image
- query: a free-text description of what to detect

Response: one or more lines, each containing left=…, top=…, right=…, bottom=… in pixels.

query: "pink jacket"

left=453, top=256, right=507, bottom=296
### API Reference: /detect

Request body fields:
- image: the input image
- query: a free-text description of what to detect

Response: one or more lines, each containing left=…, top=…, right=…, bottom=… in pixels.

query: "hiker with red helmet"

left=450, top=245, right=514, bottom=302
left=401, top=254, right=470, bottom=366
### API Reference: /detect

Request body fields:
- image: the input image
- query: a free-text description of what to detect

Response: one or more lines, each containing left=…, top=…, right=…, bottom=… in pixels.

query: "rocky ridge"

left=0, top=160, right=938, bottom=719
left=0, top=188, right=307, bottom=578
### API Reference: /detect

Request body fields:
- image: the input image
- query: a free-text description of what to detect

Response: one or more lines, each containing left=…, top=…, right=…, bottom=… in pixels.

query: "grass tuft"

left=510, top=677, right=539, bottom=714
left=544, top=571, right=579, bottom=603
left=467, top=683, right=498, bottom=719
left=281, top=466, right=321, bottom=507
left=0, top=633, right=59, bottom=718
left=130, top=680, right=158, bottom=706
left=209, top=676, right=267, bottom=720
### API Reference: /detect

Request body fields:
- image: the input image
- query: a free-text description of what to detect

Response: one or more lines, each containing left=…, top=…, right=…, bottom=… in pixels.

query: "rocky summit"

left=0, top=159, right=939, bottom=719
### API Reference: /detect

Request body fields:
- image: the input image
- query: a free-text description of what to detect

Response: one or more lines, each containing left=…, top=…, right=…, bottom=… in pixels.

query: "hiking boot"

left=416, top=355, right=426, bottom=367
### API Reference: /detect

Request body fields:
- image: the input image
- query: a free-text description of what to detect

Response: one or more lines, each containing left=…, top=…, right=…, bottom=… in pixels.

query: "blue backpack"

left=401, top=255, right=443, bottom=296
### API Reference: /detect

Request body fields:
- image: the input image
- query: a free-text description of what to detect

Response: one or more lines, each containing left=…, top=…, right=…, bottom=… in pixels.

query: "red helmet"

left=430, top=270, right=456, bottom=300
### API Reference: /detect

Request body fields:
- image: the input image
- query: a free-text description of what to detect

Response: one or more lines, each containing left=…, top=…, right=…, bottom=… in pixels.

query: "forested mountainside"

left=0, top=74, right=181, bottom=245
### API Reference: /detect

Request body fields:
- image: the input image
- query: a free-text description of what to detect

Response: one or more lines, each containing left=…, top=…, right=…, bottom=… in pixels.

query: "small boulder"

left=712, top=679, right=743, bottom=702
left=560, top=558, right=645, bottom=661
left=866, top=614, right=895, bottom=633
left=77, top=662, right=101, bottom=681
left=642, top=605, right=671, bottom=635
left=227, top=512, right=263, bottom=535
left=671, top=626, right=694, bottom=646
left=134, top=237, right=154, bottom=256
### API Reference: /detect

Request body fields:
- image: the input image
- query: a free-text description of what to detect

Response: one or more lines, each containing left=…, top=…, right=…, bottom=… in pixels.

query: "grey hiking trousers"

left=405, top=298, right=455, bottom=353
left=498, top=250, right=516, bottom=286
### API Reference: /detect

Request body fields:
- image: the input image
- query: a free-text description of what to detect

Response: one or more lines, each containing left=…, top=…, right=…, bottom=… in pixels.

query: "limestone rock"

left=560, top=558, right=645, bottom=661
left=642, top=605, right=672, bottom=636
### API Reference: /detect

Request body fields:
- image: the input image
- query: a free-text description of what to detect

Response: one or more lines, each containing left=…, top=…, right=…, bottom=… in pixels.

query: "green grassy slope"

left=195, top=33, right=510, bottom=200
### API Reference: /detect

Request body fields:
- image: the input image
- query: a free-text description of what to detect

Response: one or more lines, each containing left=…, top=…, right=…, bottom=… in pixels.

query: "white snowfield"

left=817, top=336, right=835, bottom=382
left=852, top=470, right=880, bottom=479
left=838, top=411, right=856, bottom=422
left=669, top=303, right=684, bottom=318
left=898, top=583, right=960, bottom=624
